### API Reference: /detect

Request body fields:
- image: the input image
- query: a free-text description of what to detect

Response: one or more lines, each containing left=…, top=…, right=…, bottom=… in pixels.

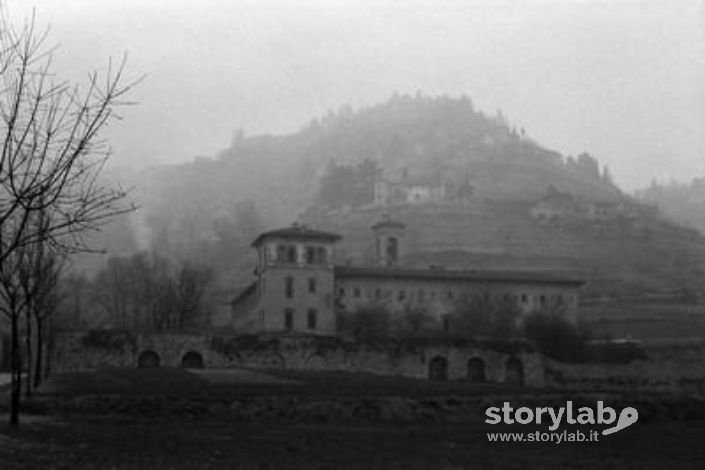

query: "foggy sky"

left=16, top=0, right=705, bottom=191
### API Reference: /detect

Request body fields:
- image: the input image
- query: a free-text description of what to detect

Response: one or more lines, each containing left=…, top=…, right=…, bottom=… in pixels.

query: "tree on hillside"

left=317, top=159, right=379, bottom=209
left=0, top=8, right=138, bottom=426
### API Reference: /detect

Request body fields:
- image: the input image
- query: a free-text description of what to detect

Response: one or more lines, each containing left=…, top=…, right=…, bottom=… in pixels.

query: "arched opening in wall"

left=305, top=354, right=326, bottom=371
left=428, top=356, right=448, bottom=381
left=181, top=351, right=204, bottom=369
left=505, top=357, right=524, bottom=386
left=261, top=353, right=285, bottom=370
left=467, top=357, right=486, bottom=382
left=137, top=350, right=160, bottom=369
left=225, top=352, right=242, bottom=367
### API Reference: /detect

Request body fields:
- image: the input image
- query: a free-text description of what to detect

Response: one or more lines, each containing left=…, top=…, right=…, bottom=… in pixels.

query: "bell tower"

left=372, top=215, right=406, bottom=267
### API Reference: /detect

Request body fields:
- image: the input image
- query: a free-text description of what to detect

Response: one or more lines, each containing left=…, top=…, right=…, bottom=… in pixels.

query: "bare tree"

left=93, top=252, right=212, bottom=332
left=0, top=7, right=139, bottom=426
left=17, top=220, right=63, bottom=392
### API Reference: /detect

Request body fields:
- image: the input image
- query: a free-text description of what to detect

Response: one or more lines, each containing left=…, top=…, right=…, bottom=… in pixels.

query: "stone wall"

left=52, top=331, right=545, bottom=386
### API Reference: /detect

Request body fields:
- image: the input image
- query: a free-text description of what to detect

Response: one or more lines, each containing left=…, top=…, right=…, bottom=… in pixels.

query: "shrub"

left=522, top=313, right=587, bottom=362
left=338, top=303, right=392, bottom=341
left=392, top=306, right=439, bottom=338
left=80, top=330, right=135, bottom=354
left=450, top=292, right=521, bottom=339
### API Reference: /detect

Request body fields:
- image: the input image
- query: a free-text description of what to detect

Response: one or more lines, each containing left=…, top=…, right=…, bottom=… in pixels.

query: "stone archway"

left=181, top=351, right=204, bottom=369
left=467, top=357, right=486, bottom=382
left=505, top=357, right=524, bottom=386
left=137, top=350, right=160, bottom=368
left=428, top=356, right=448, bottom=381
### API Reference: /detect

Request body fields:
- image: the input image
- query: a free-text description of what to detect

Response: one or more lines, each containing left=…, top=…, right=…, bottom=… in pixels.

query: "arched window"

left=386, top=236, right=398, bottom=264
left=286, top=245, right=297, bottom=263
left=428, top=356, right=449, bottom=381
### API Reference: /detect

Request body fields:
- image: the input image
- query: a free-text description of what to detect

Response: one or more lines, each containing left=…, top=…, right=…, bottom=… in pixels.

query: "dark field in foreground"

left=2, top=416, right=705, bottom=469
left=2, top=368, right=705, bottom=469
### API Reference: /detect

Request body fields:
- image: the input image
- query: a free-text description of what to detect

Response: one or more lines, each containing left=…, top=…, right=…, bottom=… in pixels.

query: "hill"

left=95, top=94, right=705, bottom=300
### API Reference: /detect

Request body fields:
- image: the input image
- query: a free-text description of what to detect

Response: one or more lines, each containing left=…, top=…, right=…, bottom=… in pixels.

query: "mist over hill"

left=141, top=94, right=622, bottom=231
left=636, top=179, right=705, bottom=236
left=88, top=94, right=705, bottom=301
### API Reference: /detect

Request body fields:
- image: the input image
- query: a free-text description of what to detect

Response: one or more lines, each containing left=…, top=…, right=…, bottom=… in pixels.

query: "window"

left=285, top=277, right=294, bottom=299
left=521, top=294, right=528, bottom=304
left=540, top=295, right=546, bottom=306
left=386, top=237, right=399, bottom=264
left=418, top=289, right=425, bottom=301
left=286, top=245, right=297, bottom=263
left=353, top=287, right=361, bottom=298
left=398, top=290, right=406, bottom=301
left=317, top=247, right=327, bottom=264
left=374, top=288, right=382, bottom=300
left=442, top=316, right=451, bottom=332
left=276, top=245, right=287, bottom=262
left=447, top=291, right=454, bottom=300
left=306, top=246, right=316, bottom=264
left=307, top=309, right=317, bottom=329
left=308, top=278, right=317, bottom=294
left=284, top=308, right=294, bottom=331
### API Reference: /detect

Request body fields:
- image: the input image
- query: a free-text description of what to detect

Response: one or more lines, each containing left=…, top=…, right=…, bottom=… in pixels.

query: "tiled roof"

left=334, top=265, right=584, bottom=286
left=251, top=225, right=342, bottom=247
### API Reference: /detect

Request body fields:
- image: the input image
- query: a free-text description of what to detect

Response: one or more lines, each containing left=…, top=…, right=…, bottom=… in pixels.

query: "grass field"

left=1, top=367, right=705, bottom=469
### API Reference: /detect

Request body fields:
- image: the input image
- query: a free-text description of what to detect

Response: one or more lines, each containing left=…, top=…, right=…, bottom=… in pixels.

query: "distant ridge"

left=108, top=93, right=705, bottom=299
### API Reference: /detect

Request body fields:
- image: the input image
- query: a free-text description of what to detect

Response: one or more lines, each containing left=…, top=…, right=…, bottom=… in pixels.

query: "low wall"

left=51, top=331, right=545, bottom=386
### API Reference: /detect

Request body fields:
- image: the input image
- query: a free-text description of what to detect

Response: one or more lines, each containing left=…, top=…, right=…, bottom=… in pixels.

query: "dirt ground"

left=2, top=368, right=705, bottom=469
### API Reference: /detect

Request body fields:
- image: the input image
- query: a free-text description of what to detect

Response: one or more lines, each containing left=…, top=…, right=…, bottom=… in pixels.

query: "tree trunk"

left=44, top=314, right=54, bottom=380
left=33, top=318, right=43, bottom=389
left=25, top=310, right=32, bottom=398
left=10, top=312, right=21, bottom=427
